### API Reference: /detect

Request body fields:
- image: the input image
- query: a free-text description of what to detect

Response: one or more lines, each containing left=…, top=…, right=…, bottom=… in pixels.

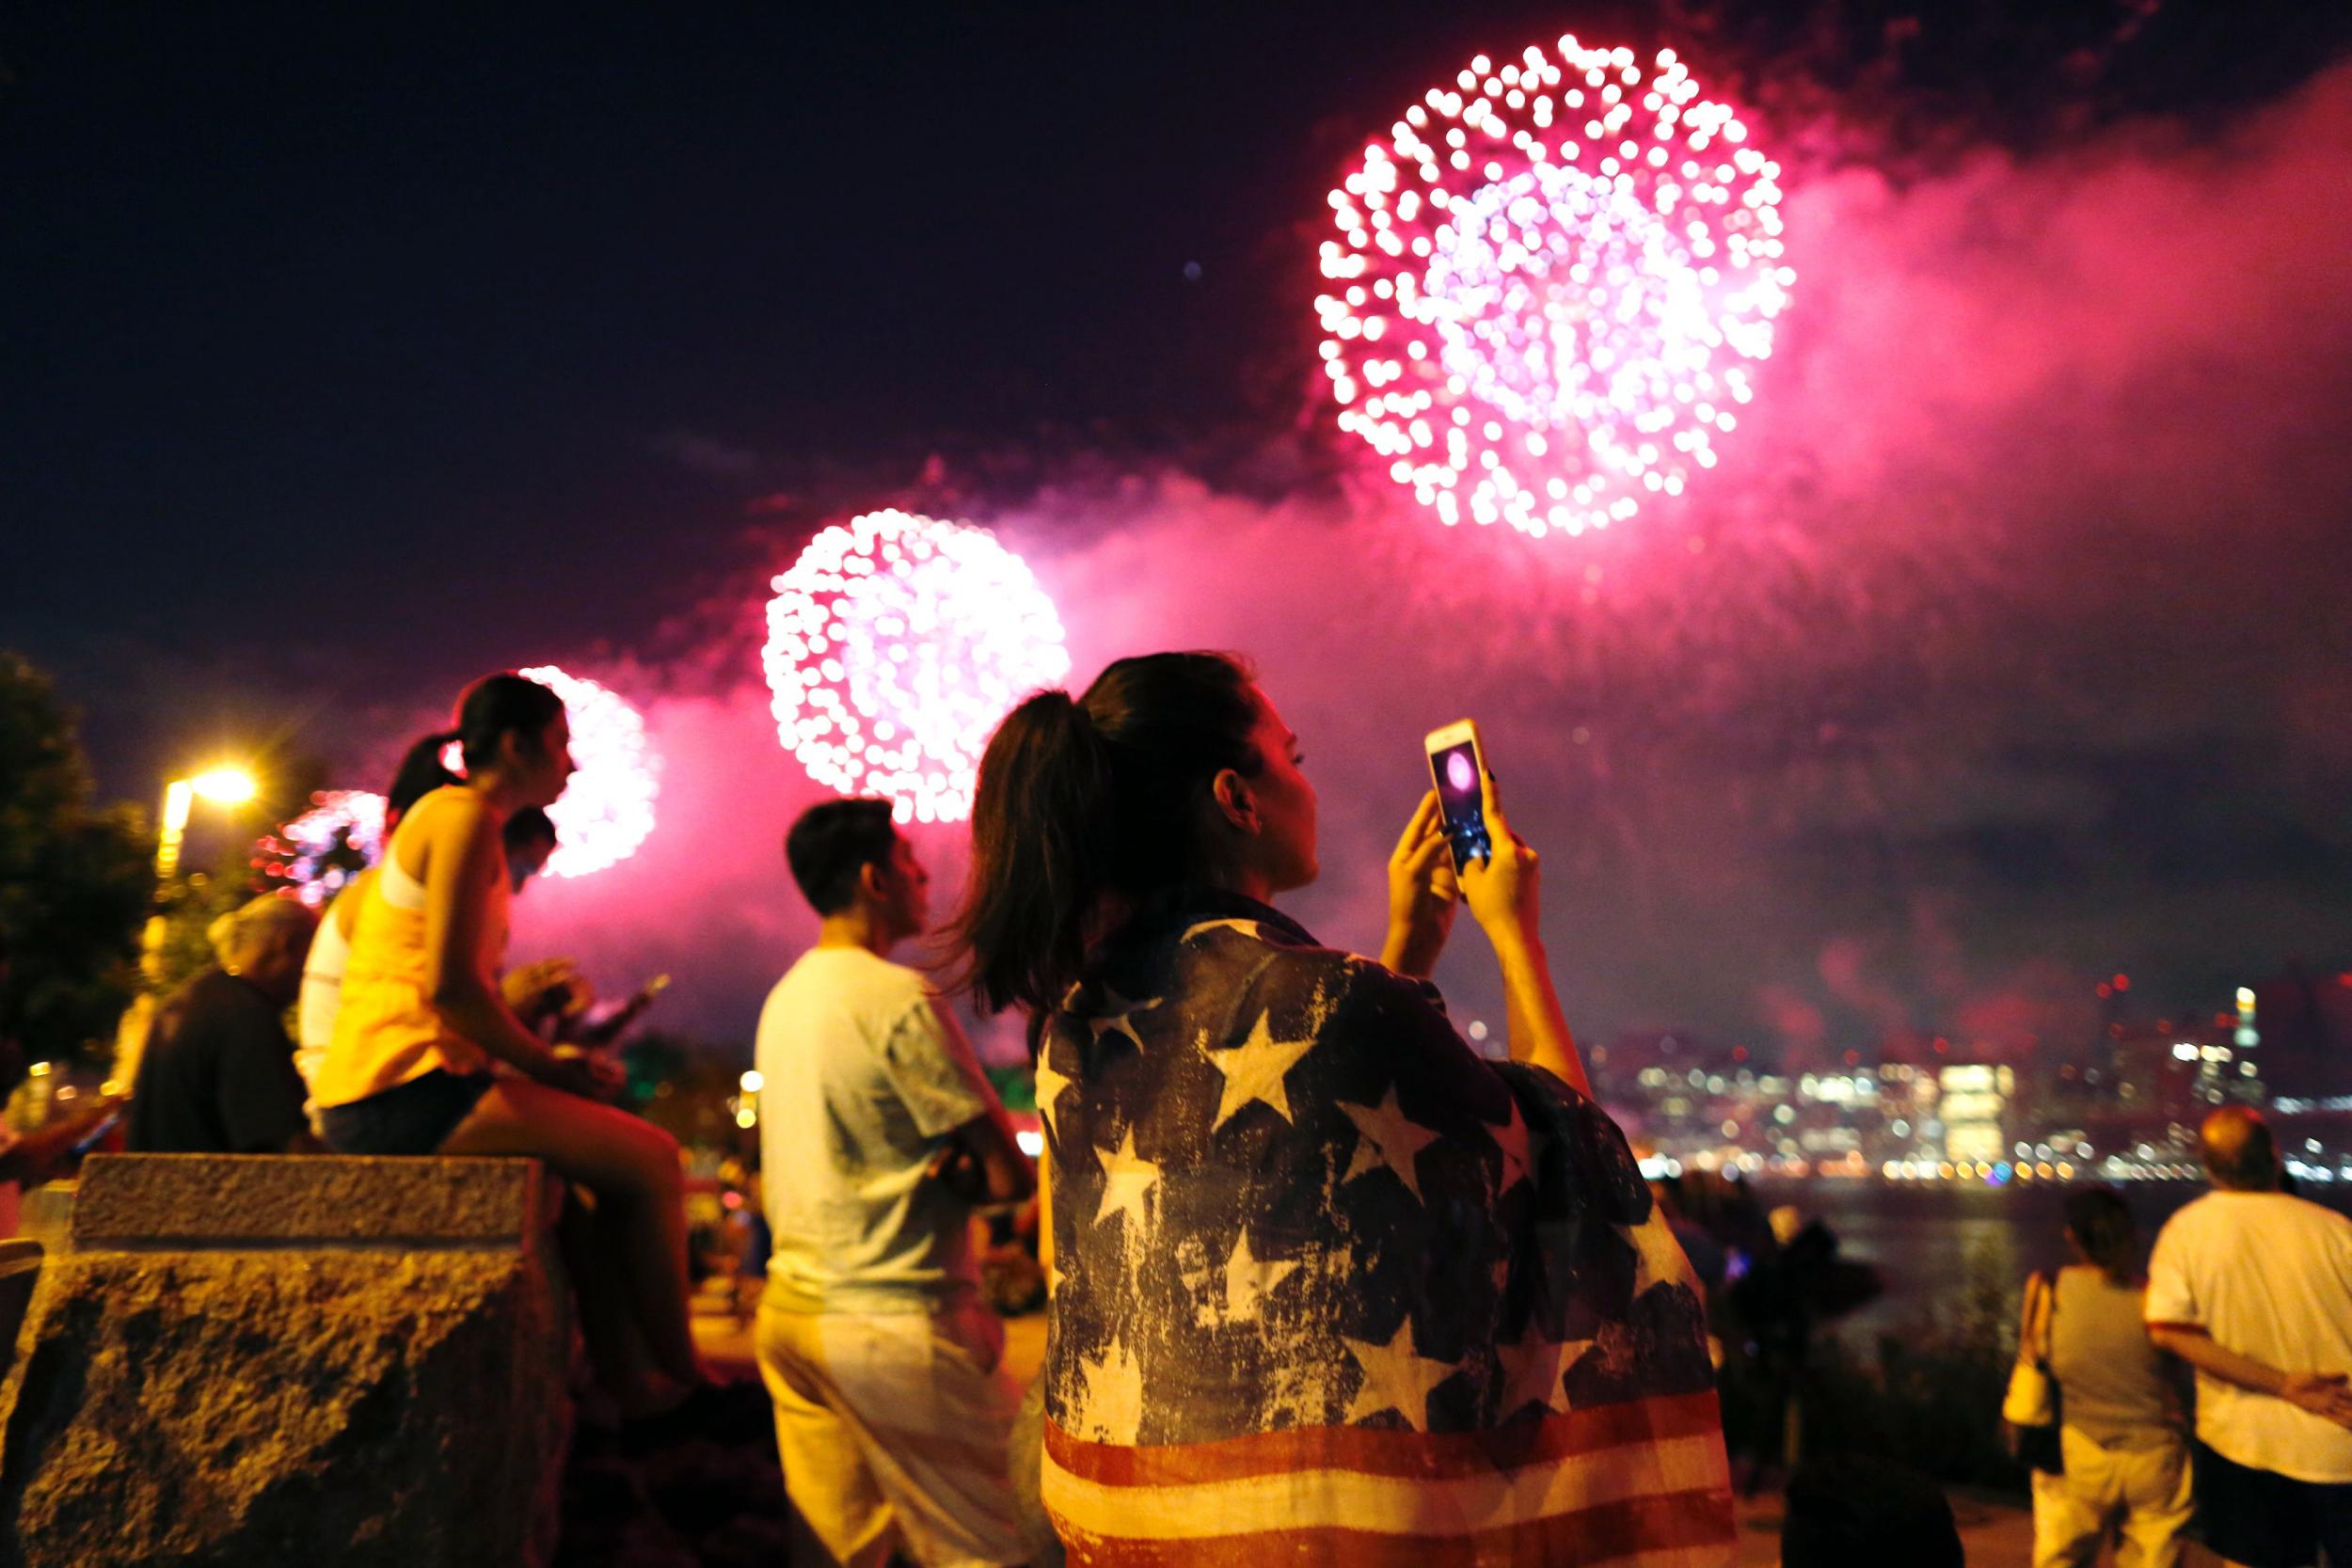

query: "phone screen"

left=1430, top=740, right=1491, bottom=870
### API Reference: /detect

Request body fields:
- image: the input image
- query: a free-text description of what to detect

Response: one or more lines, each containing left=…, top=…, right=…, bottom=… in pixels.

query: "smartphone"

left=1423, top=719, right=1493, bottom=873
left=70, top=1110, right=122, bottom=1157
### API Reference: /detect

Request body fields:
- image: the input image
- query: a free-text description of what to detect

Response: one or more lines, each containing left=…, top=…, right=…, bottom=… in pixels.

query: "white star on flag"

left=1623, top=1216, right=1695, bottom=1300
left=1094, top=1127, right=1161, bottom=1230
left=1487, top=1095, right=1531, bottom=1196
left=1220, top=1227, right=1299, bottom=1323
left=1494, top=1326, right=1593, bottom=1418
left=1088, top=986, right=1164, bottom=1052
left=1338, top=1086, right=1442, bottom=1203
left=1203, top=1010, right=1318, bottom=1129
left=1032, top=1052, right=1077, bottom=1141
left=1077, top=1336, right=1145, bottom=1445
left=1342, top=1318, right=1461, bottom=1432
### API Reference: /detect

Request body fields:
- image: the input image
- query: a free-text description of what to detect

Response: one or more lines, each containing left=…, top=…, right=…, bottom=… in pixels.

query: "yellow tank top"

left=313, top=787, right=506, bottom=1105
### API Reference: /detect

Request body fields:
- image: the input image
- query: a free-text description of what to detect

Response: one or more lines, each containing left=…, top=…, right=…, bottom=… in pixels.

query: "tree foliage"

left=0, top=653, right=152, bottom=1064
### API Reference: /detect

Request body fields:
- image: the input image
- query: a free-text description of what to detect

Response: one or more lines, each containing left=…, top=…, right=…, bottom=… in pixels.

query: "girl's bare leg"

left=440, top=1080, right=703, bottom=1391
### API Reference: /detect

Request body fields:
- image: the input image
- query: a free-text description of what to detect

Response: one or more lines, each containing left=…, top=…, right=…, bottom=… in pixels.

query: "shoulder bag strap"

left=2020, top=1271, right=2053, bottom=1366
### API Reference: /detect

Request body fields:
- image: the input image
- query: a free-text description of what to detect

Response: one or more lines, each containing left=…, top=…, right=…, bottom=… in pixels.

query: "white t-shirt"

left=754, top=945, right=993, bottom=1314
left=2146, top=1189, right=2352, bottom=1482
left=294, top=899, right=351, bottom=1087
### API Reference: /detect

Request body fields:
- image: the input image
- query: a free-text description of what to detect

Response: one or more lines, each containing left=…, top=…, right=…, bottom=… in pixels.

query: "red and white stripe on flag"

left=1042, top=1388, right=1738, bottom=1566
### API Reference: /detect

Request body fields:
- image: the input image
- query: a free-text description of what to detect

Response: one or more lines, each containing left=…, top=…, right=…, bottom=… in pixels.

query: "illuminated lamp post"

left=112, top=766, right=260, bottom=1084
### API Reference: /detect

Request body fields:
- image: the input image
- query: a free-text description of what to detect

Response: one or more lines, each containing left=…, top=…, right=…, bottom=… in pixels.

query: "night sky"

left=7, top=3, right=2350, bottom=1072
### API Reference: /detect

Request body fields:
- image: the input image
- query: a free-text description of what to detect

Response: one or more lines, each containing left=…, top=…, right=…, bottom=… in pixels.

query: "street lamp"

left=116, top=763, right=262, bottom=1078
left=155, top=766, right=260, bottom=883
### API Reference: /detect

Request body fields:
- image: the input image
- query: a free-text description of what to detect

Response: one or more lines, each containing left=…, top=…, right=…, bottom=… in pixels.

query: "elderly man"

left=2147, top=1105, right=2352, bottom=1568
left=128, top=895, right=319, bottom=1154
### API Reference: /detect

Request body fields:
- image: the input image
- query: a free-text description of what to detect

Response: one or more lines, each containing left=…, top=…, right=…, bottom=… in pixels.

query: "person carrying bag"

left=2007, top=1269, right=2066, bottom=1476
left=2021, top=1190, right=2197, bottom=1568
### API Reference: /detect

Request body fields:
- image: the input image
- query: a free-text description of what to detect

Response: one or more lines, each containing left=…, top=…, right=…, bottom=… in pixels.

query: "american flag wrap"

left=1036, top=891, right=1736, bottom=1566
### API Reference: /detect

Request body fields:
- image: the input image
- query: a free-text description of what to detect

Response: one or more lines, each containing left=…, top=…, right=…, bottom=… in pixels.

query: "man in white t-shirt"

left=2147, top=1105, right=2352, bottom=1568
left=755, top=799, right=1035, bottom=1568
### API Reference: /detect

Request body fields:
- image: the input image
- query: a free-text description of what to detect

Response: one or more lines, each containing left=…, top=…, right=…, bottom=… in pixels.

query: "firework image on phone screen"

left=1424, top=721, right=1491, bottom=873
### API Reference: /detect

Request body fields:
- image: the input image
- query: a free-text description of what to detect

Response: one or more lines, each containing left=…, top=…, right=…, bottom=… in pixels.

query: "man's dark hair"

left=785, top=799, right=899, bottom=916
left=1781, top=1454, right=1963, bottom=1568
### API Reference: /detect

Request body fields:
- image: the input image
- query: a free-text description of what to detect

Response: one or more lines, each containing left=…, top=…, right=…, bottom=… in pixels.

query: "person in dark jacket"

left=128, top=895, right=318, bottom=1154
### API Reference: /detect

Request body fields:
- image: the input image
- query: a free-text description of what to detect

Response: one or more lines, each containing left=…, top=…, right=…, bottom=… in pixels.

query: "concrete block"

left=0, top=1154, right=572, bottom=1567
left=16, top=1186, right=72, bottom=1259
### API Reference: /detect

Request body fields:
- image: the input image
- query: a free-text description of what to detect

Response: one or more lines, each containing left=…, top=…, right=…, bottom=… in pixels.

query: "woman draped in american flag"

left=948, top=653, right=1736, bottom=1566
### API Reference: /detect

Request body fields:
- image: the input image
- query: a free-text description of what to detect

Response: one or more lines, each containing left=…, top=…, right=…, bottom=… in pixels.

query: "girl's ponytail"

left=949, top=651, right=1261, bottom=1022
left=383, top=729, right=463, bottom=828
left=383, top=673, right=565, bottom=832
left=949, top=690, right=1116, bottom=1018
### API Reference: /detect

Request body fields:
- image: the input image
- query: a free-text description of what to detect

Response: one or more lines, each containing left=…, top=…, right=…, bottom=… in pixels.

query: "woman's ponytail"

left=948, top=690, right=1117, bottom=1019
left=384, top=729, right=463, bottom=827
left=382, top=673, right=565, bottom=832
left=948, top=651, right=1261, bottom=1023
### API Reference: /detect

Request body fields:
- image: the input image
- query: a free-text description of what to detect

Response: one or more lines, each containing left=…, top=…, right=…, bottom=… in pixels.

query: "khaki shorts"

left=755, top=1296, right=1026, bottom=1568
left=2029, top=1427, right=2192, bottom=1568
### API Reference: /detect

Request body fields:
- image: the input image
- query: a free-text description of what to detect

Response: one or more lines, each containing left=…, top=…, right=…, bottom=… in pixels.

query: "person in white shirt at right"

left=2146, top=1105, right=2352, bottom=1568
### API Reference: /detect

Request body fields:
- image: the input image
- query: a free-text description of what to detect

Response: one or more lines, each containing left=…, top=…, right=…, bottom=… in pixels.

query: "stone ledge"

left=71, top=1153, right=544, bottom=1248
left=2, top=1154, right=573, bottom=1566
left=2, top=1248, right=571, bottom=1566
left=17, top=1184, right=72, bottom=1258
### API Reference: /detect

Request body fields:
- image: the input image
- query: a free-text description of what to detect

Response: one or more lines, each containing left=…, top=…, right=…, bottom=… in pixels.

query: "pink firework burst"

left=763, top=510, right=1071, bottom=824
left=1318, top=39, right=1792, bottom=538
left=270, top=789, right=388, bottom=905
left=517, top=664, right=660, bottom=879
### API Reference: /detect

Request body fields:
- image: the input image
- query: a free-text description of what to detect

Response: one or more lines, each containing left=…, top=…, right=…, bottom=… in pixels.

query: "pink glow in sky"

left=333, top=61, right=2352, bottom=1073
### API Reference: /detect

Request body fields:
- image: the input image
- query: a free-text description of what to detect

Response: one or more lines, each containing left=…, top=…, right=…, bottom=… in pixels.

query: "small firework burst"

left=262, top=789, right=387, bottom=905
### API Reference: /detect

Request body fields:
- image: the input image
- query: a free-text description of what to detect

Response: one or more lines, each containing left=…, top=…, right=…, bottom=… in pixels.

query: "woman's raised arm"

left=1456, top=767, right=1588, bottom=1095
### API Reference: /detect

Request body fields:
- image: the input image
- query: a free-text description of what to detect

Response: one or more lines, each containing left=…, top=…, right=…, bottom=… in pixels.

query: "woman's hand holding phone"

left=1381, top=789, right=1459, bottom=979
left=1454, top=766, right=1588, bottom=1093
left=1457, top=766, right=1541, bottom=946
